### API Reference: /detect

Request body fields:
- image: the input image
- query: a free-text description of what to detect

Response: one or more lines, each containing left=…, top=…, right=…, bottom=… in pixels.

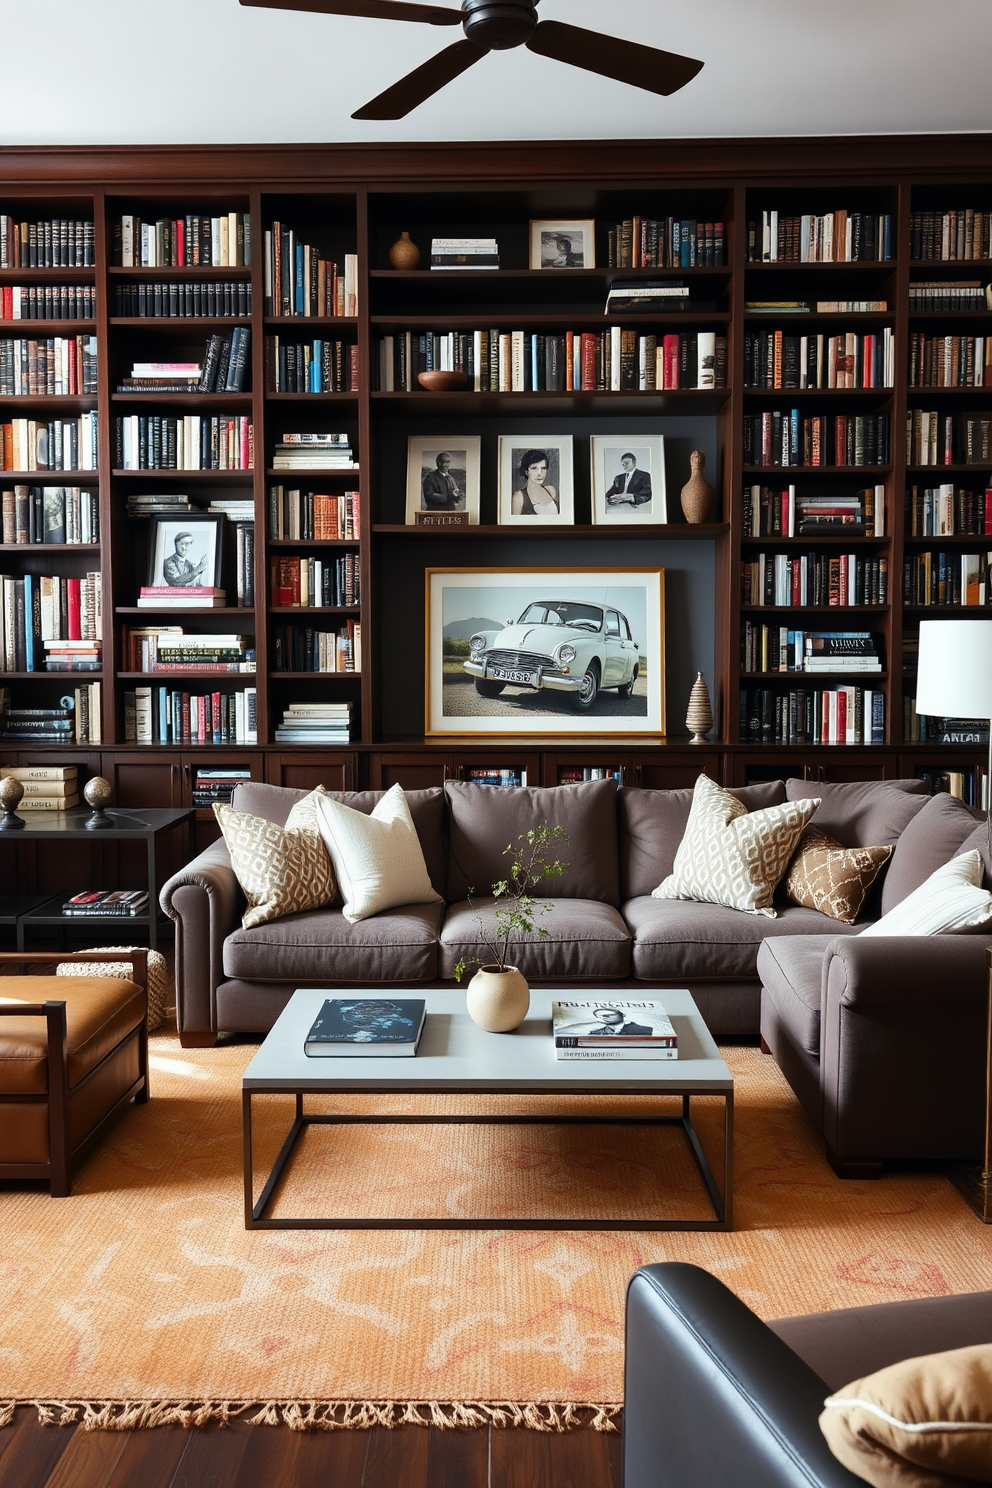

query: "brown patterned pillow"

left=784, top=826, right=892, bottom=923
left=215, top=787, right=336, bottom=929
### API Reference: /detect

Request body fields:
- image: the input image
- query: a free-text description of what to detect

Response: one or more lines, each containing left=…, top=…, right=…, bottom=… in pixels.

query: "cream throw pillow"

left=315, top=783, right=442, bottom=923
left=653, top=773, right=820, bottom=917
left=820, top=1344, right=992, bottom=1487
left=860, top=850, right=992, bottom=937
left=215, top=787, right=336, bottom=929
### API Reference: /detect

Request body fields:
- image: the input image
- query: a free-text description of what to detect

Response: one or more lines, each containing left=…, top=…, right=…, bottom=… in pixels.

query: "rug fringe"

left=16, top=1399, right=620, bottom=1433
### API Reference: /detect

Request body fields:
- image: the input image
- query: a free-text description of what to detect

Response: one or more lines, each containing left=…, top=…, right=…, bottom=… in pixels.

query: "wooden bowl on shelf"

left=417, top=370, right=469, bottom=392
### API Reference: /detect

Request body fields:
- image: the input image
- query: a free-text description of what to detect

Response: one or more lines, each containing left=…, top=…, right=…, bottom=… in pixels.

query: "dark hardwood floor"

left=0, top=1409, right=622, bottom=1488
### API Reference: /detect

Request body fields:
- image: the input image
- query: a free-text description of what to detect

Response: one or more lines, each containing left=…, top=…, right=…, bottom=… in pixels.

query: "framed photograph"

left=405, top=436, right=481, bottom=525
left=590, top=436, right=667, bottom=525
left=426, top=567, right=665, bottom=737
left=146, top=512, right=223, bottom=589
left=497, top=435, right=575, bottom=525
left=529, top=219, right=596, bottom=270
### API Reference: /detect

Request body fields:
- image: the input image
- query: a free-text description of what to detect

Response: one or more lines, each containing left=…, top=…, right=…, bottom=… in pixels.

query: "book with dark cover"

left=304, top=997, right=426, bottom=1057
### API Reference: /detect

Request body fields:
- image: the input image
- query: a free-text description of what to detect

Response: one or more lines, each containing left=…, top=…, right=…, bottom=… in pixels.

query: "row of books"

left=1, top=285, right=96, bottom=321
left=116, top=331, right=250, bottom=395
left=743, top=329, right=895, bottom=390
left=1, top=415, right=99, bottom=472
left=744, top=299, right=888, bottom=314
left=114, top=415, right=253, bottom=471
left=910, top=211, right=992, bottom=262
left=263, top=228, right=358, bottom=318
left=462, top=768, right=527, bottom=787
left=113, top=213, right=252, bottom=269
left=903, top=551, right=992, bottom=607
left=271, top=433, right=356, bottom=471
left=121, top=628, right=255, bottom=673
left=191, top=766, right=251, bottom=808
left=742, top=412, right=891, bottom=469
left=0, top=573, right=101, bottom=671
left=908, top=282, right=992, bottom=312
left=375, top=328, right=727, bottom=393
left=271, top=621, right=361, bottom=673
left=270, top=552, right=360, bottom=608
left=274, top=701, right=352, bottom=743
left=0, top=216, right=95, bottom=269
left=0, top=335, right=98, bottom=398
left=741, top=483, right=883, bottom=538
left=264, top=337, right=359, bottom=394
left=606, top=218, right=725, bottom=269
left=430, top=238, right=497, bottom=270
left=267, top=487, right=360, bottom=541
left=905, top=707, right=992, bottom=746
left=740, top=686, right=886, bottom=745
left=0, top=689, right=101, bottom=744
left=905, top=484, right=992, bottom=537
left=124, top=685, right=257, bottom=744
left=747, top=211, right=893, bottom=263
left=62, top=890, right=148, bottom=918
left=558, top=767, right=624, bottom=782
left=907, top=334, right=992, bottom=389
left=1, top=486, right=99, bottom=545
left=114, top=280, right=253, bottom=320
left=742, top=627, right=882, bottom=675
left=914, top=767, right=988, bottom=809
left=741, top=552, right=889, bottom=608
left=906, top=411, right=992, bottom=466
left=0, top=763, right=81, bottom=810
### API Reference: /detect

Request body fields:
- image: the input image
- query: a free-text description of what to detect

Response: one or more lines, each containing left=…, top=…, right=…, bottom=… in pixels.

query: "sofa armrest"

left=821, top=935, right=992, bottom=1162
left=160, top=840, right=243, bottom=1042
left=624, top=1263, right=860, bottom=1488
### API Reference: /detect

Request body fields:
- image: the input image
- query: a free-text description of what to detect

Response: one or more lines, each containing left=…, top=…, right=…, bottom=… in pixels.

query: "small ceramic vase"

left=680, top=450, right=716, bottom=524
left=388, top=232, right=421, bottom=270
left=686, top=671, right=714, bottom=744
left=465, top=965, right=530, bottom=1033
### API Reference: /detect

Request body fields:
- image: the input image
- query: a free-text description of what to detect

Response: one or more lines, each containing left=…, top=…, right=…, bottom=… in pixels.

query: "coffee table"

left=242, top=987, right=733, bottom=1232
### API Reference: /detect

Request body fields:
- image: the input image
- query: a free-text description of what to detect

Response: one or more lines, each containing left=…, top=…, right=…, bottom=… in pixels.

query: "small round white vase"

left=465, top=965, right=530, bottom=1033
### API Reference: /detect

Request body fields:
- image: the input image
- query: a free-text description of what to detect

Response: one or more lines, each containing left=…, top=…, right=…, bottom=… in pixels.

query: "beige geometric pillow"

left=653, top=773, right=820, bottom=917
left=214, top=787, right=336, bottom=929
left=784, top=827, right=893, bottom=924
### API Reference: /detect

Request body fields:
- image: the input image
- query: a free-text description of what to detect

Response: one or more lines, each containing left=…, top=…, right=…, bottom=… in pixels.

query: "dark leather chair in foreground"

left=624, top=1262, right=992, bottom=1488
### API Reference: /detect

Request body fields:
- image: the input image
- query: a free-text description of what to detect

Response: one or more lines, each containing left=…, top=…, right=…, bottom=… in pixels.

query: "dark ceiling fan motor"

left=461, top=0, right=537, bottom=50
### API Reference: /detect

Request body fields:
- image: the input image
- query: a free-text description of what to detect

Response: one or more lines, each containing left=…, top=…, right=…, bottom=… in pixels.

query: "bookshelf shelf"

left=373, top=522, right=729, bottom=539
left=110, top=393, right=253, bottom=407
left=0, top=320, right=96, bottom=333
left=106, top=266, right=252, bottom=281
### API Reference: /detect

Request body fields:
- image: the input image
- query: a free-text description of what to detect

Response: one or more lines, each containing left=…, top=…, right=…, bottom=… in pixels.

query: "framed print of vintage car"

left=426, top=567, right=665, bottom=737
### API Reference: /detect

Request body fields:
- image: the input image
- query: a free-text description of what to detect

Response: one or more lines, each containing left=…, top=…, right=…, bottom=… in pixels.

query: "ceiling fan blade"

left=240, top=0, right=462, bottom=26
left=352, top=39, right=490, bottom=119
left=526, top=20, right=703, bottom=97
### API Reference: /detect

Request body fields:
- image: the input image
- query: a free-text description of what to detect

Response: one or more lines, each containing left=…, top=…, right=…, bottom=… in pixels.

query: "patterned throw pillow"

left=652, top=773, right=820, bottom=917
left=214, top=787, right=336, bottom=929
left=784, top=827, right=893, bottom=923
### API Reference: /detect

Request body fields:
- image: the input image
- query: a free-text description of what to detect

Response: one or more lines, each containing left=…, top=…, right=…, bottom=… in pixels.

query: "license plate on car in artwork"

left=489, top=665, right=537, bottom=685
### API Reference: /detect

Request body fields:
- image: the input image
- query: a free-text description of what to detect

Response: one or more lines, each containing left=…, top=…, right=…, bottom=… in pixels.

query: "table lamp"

left=917, top=619, right=992, bottom=1221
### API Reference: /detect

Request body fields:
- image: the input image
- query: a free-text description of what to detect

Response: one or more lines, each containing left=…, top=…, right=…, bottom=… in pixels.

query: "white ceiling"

left=1, top=0, right=991, bottom=147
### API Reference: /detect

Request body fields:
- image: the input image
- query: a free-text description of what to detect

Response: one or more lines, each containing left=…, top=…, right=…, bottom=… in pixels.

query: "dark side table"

left=1, top=807, right=194, bottom=951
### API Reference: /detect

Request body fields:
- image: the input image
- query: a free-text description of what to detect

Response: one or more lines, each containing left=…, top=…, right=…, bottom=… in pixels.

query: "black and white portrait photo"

left=405, top=435, right=481, bottom=524
left=498, top=435, right=574, bottom=524
left=146, top=514, right=222, bottom=589
left=529, top=218, right=595, bottom=270
left=590, top=436, right=667, bottom=525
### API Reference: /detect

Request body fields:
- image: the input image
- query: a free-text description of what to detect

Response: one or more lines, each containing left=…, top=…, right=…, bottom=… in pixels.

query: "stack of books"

left=206, top=497, right=254, bottom=522
left=0, top=763, right=79, bottom=811
left=192, top=766, right=251, bottom=807
left=137, top=585, right=227, bottom=610
left=115, top=328, right=250, bottom=395
left=430, top=237, right=498, bottom=270
left=551, top=1000, right=677, bottom=1061
left=274, top=701, right=353, bottom=743
left=0, top=700, right=75, bottom=744
left=803, top=632, right=882, bottom=673
left=45, top=637, right=102, bottom=673
left=116, top=359, right=202, bottom=394
left=62, top=890, right=149, bottom=917
left=126, top=492, right=195, bottom=517
left=796, top=494, right=868, bottom=535
left=271, top=433, right=356, bottom=471
left=123, top=628, right=255, bottom=673
left=605, top=280, right=691, bottom=314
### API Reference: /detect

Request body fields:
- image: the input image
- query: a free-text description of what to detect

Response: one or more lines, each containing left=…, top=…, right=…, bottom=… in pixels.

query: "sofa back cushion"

left=231, top=782, right=447, bottom=898
left=619, top=780, right=785, bottom=900
left=444, top=778, right=620, bottom=905
left=881, top=791, right=985, bottom=914
left=785, top=777, right=927, bottom=850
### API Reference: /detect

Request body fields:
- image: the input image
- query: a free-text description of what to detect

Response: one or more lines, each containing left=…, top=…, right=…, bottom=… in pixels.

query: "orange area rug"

left=2, top=1031, right=991, bottom=1430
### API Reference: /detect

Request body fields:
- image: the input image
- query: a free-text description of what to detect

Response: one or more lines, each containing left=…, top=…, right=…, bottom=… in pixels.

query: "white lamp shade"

left=916, top=620, right=992, bottom=720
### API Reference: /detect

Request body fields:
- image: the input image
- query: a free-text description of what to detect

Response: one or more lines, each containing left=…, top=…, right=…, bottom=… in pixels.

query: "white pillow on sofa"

left=860, top=850, right=992, bottom=936
left=315, top=783, right=442, bottom=923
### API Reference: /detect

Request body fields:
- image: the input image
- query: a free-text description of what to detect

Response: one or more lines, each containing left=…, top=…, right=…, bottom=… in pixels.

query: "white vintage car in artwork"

left=463, top=599, right=640, bottom=712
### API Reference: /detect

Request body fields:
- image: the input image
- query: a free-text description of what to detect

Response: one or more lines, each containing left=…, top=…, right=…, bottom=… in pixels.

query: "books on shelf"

left=747, top=210, right=893, bottom=263
left=0, top=571, right=101, bottom=671
left=274, top=701, right=354, bottom=740
left=557, top=767, right=623, bottom=783
left=740, top=627, right=881, bottom=674
left=912, top=766, right=989, bottom=808
left=192, top=767, right=251, bottom=807
left=1, top=285, right=96, bottom=321
left=272, top=622, right=360, bottom=674
left=0, top=696, right=98, bottom=746
left=267, top=486, right=360, bottom=541
left=303, top=997, right=426, bottom=1057
left=605, top=280, right=692, bottom=312
left=114, top=212, right=251, bottom=269
left=0, top=335, right=97, bottom=396
left=1, top=485, right=99, bottom=544
left=126, top=492, right=195, bottom=517
left=271, top=434, right=356, bottom=470
left=264, top=336, right=359, bottom=393
left=908, top=334, right=992, bottom=390
left=137, top=585, right=228, bottom=610
left=741, top=483, right=884, bottom=538
left=464, top=768, right=527, bottom=787
left=552, top=1000, right=678, bottom=1060
left=430, top=237, right=499, bottom=270
left=114, top=280, right=253, bottom=319
left=908, top=282, right=991, bottom=313
left=124, top=684, right=256, bottom=744
left=906, top=412, right=992, bottom=466
left=62, top=890, right=149, bottom=917
left=741, top=552, right=888, bottom=609
left=122, top=627, right=255, bottom=673
left=263, top=226, right=357, bottom=317
left=910, top=210, right=992, bottom=262
left=269, top=552, right=359, bottom=607
left=0, top=216, right=94, bottom=269
left=903, top=550, right=992, bottom=607
left=743, top=328, right=894, bottom=389
left=905, top=483, right=992, bottom=537
left=606, top=218, right=725, bottom=269
left=115, top=415, right=253, bottom=470
left=739, top=685, right=885, bottom=745
left=1, top=415, right=98, bottom=472
left=743, top=411, right=890, bottom=468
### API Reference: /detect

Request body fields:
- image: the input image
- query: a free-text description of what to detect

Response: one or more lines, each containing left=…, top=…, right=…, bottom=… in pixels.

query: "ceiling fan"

left=239, top=0, right=703, bottom=119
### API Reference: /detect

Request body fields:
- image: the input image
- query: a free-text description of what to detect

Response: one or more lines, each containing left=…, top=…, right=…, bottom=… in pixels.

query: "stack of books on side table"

left=551, top=1000, right=678, bottom=1060
left=0, top=763, right=79, bottom=811
left=62, top=890, right=149, bottom=917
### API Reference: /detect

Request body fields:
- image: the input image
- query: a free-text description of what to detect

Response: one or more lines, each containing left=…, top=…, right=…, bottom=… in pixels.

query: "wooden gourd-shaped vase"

left=686, top=671, right=714, bottom=744
left=388, top=231, right=421, bottom=269
left=465, top=965, right=530, bottom=1032
left=680, top=449, right=716, bottom=524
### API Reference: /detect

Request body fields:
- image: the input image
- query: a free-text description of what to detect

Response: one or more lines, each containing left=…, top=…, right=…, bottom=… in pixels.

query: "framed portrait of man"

left=529, top=219, right=595, bottom=270
left=589, top=436, right=667, bottom=525
left=146, top=512, right=223, bottom=589
left=405, top=436, right=481, bottom=525
left=497, top=435, right=574, bottom=525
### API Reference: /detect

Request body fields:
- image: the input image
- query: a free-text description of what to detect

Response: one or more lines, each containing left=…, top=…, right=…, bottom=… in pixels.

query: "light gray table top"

left=243, top=987, right=733, bottom=1095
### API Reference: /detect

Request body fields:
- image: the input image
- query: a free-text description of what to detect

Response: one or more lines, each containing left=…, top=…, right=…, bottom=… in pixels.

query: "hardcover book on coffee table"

left=552, top=999, right=677, bottom=1060
left=304, top=997, right=426, bottom=1057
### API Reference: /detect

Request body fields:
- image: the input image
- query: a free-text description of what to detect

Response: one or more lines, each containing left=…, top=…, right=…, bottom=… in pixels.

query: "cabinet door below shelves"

left=728, top=752, right=899, bottom=787
left=265, top=753, right=357, bottom=793
left=103, top=752, right=185, bottom=887
left=368, top=754, right=453, bottom=791
left=633, top=753, right=725, bottom=790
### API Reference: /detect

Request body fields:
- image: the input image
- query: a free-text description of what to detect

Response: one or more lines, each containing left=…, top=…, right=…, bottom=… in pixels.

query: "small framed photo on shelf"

left=530, top=220, right=595, bottom=270
left=590, top=436, right=667, bottom=525
left=146, top=512, right=223, bottom=589
left=405, top=436, right=481, bottom=526
left=497, top=436, right=574, bottom=525
left=425, top=566, right=665, bottom=738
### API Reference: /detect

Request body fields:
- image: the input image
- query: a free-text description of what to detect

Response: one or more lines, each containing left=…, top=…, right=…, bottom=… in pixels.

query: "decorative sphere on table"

left=0, top=775, right=25, bottom=830
left=83, top=775, right=113, bottom=828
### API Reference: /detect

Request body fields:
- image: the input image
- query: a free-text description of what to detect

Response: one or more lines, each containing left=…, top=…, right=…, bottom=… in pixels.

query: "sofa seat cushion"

left=439, top=899, right=631, bottom=981
left=625, top=899, right=861, bottom=982
left=756, top=935, right=840, bottom=1058
left=0, top=976, right=146, bottom=1096
left=224, top=902, right=444, bottom=983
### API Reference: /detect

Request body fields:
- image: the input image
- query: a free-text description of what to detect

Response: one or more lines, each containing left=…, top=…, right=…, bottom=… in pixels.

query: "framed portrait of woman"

left=497, top=436, right=574, bottom=525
